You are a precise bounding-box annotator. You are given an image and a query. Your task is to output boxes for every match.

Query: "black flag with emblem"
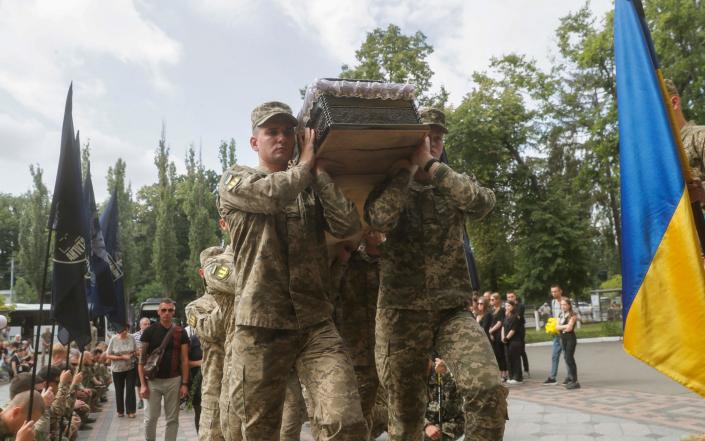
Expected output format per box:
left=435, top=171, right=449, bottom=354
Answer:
left=49, top=85, right=92, bottom=350
left=100, top=188, right=127, bottom=327
left=84, top=161, right=117, bottom=319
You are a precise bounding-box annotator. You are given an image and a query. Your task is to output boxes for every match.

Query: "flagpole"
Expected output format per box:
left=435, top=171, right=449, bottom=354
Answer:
left=27, top=228, right=54, bottom=421
left=46, top=323, right=56, bottom=369
left=78, top=351, right=85, bottom=373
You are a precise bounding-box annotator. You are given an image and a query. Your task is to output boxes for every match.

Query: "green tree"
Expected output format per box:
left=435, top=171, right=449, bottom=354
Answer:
left=448, top=55, right=593, bottom=300
left=554, top=5, right=621, bottom=277
left=645, top=0, right=705, bottom=122
left=180, top=146, right=218, bottom=293
left=17, top=165, right=50, bottom=302
left=12, top=277, right=35, bottom=304
left=340, top=24, right=447, bottom=107
left=0, top=194, right=24, bottom=290
left=151, top=127, right=180, bottom=296
left=107, top=158, right=139, bottom=308
left=218, top=138, right=237, bottom=172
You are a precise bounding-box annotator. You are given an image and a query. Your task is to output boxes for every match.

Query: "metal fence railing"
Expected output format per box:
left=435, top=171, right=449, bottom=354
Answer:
left=525, top=288, right=623, bottom=331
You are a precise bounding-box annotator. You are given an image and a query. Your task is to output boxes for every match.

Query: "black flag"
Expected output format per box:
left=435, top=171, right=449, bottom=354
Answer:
left=100, top=189, right=127, bottom=327
left=84, top=162, right=117, bottom=319
left=49, top=85, right=92, bottom=350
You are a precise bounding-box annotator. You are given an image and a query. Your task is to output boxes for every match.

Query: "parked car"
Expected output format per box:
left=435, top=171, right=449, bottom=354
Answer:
left=577, top=301, right=593, bottom=317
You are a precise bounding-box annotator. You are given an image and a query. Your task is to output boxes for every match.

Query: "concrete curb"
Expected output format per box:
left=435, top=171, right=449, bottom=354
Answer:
left=526, top=336, right=623, bottom=347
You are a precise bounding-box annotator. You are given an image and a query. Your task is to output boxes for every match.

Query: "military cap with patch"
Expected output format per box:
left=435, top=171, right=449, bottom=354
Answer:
left=418, top=107, right=448, bottom=133
left=251, top=101, right=298, bottom=130
left=200, top=246, right=225, bottom=267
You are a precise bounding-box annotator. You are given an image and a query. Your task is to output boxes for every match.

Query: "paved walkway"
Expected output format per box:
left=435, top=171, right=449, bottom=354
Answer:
left=0, top=340, right=693, bottom=440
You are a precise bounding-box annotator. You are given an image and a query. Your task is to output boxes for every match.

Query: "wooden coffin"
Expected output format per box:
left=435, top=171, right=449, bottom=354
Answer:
left=299, top=80, right=429, bottom=250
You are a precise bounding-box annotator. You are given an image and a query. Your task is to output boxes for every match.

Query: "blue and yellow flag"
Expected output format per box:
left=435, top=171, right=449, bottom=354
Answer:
left=615, top=0, right=705, bottom=397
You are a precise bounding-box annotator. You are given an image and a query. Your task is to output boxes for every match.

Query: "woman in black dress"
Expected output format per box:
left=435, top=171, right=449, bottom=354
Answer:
left=556, top=298, right=580, bottom=389
left=502, top=300, right=523, bottom=383
left=488, top=293, right=508, bottom=381
left=475, top=298, right=492, bottom=339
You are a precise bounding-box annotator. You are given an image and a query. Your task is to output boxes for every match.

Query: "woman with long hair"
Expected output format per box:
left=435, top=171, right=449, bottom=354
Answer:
left=475, top=297, right=492, bottom=339
left=501, top=300, right=523, bottom=384
left=488, top=292, right=508, bottom=381
left=556, top=298, right=580, bottom=389
left=106, top=324, right=138, bottom=417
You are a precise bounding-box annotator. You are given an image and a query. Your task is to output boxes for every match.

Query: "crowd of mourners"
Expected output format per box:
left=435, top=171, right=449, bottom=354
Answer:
left=0, top=335, right=116, bottom=441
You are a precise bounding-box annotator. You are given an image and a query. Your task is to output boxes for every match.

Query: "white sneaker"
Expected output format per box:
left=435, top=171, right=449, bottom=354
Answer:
left=507, top=379, right=519, bottom=384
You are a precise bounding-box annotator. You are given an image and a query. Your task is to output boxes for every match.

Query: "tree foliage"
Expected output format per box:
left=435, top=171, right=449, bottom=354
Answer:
left=340, top=24, right=448, bottom=107
left=152, top=127, right=180, bottom=296
left=0, top=194, right=23, bottom=290
left=17, top=165, right=49, bottom=301
left=181, top=146, right=219, bottom=293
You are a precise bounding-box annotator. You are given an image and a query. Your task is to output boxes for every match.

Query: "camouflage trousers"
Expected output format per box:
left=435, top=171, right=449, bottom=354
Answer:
left=303, top=365, right=379, bottom=441
left=354, top=365, right=379, bottom=441
left=375, top=308, right=508, bottom=441
left=280, top=371, right=308, bottom=441
left=198, top=405, right=225, bottom=441
left=221, top=410, right=243, bottom=441
left=231, top=320, right=367, bottom=441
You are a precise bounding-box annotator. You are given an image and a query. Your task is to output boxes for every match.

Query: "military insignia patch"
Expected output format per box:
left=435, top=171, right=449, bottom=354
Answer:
left=224, top=173, right=240, bottom=191
left=187, top=315, right=197, bottom=328
left=208, top=263, right=231, bottom=280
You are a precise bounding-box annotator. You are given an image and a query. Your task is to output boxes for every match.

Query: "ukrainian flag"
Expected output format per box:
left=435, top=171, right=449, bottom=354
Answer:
left=615, top=0, right=705, bottom=397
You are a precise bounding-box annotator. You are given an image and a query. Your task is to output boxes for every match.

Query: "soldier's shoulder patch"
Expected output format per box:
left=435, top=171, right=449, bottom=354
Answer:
left=223, top=172, right=241, bottom=191
left=187, top=314, right=197, bottom=328
left=207, top=262, right=231, bottom=280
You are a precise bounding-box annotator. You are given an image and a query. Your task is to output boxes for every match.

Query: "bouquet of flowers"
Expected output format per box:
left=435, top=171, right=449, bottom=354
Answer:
left=545, top=317, right=560, bottom=335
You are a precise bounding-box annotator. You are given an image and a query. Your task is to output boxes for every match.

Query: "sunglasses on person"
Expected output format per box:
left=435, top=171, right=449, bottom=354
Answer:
left=160, top=308, right=175, bottom=313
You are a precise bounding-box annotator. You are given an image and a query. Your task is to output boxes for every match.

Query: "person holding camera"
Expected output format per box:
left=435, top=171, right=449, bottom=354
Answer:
left=138, top=298, right=190, bottom=441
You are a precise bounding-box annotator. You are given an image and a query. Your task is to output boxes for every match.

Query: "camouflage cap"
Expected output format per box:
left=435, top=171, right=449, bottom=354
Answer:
left=200, top=246, right=225, bottom=267
left=251, top=101, right=298, bottom=130
left=664, top=79, right=679, bottom=97
left=418, top=107, right=448, bottom=133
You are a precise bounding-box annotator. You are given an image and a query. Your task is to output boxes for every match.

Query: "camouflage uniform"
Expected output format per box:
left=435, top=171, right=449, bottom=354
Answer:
left=425, top=371, right=464, bottom=441
left=45, top=376, right=72, bottom=441
left=279, top=371, right=309, bottom=441
left=365, top=108, right=507, bottom=441
left=218, top=101, right=366, bottom=441
left=332, top=248, right=380, bottom=439
left=185, top=246, right=238, bottom=441
left=682, top=121, right=705, bottom=197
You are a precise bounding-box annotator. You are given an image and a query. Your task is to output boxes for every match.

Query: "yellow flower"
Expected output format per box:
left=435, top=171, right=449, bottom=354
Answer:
left=545, top=317, right=560, bottom=335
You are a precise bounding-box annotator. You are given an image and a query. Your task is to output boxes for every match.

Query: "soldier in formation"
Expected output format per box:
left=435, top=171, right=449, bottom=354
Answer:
left=216, top=101, right=366, bottom=439
left=185, top=245, right=238, bottom=441
left=186, top=103, right=501, bottom=440
left=365, top=107, right=507, bottom=440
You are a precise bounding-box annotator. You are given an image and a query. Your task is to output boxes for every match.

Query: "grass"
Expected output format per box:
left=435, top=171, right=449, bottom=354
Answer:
left=525, top=321, right=624, bottom=343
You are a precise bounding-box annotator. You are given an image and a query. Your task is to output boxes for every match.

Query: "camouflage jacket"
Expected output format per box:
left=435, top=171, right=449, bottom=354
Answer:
left=682, top=121, right=705, bottom=183
left=64, top=383, right=80, bottom=419
left=425, top=371, right=464, bottom=441
left=332, top=250, right=379, bottom=367
left=218, top=164, right=360, bottom=329
left=365, top=164, right=495, bottom=310
left=94, top=364, right=110, bottom=385
left=186, top=251, right=237, bottom=412
left=46, top=378, right=71, bottom=441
